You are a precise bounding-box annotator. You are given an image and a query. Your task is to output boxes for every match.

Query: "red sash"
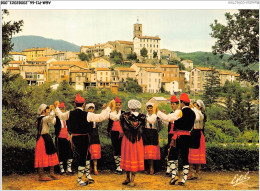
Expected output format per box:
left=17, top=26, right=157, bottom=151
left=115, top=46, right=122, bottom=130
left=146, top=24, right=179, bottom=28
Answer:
left=58, top=121, right=70, bottom=141
left=169, top=122, right=174, bottom=134
left=111, top=121, right=123, bottom=134
left=172, top=130, right=190, bottom=140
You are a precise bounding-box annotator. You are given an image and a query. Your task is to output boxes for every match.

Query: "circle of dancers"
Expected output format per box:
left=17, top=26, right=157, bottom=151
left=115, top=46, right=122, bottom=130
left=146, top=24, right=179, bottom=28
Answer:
left=34, top=92, right=207, bottom=186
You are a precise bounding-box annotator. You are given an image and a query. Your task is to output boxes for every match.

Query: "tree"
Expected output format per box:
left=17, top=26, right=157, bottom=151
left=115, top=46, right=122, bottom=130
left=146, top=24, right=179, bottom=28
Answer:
left=78, top=52, right=89, bottom=61
left=140, top=47, right=148, bottom=58
left=110, top=50, right=123, bottom=65
left=125, top=78, right=142, bottom=93
left=2, top=10, right=24, bottom=66
left=210, top=10, right=259, bottom=85
left=153, top=51, right=157, bottom=59
left=127, top=52, right=137, bottom=60
left=202, top=66, right=221, bottom=107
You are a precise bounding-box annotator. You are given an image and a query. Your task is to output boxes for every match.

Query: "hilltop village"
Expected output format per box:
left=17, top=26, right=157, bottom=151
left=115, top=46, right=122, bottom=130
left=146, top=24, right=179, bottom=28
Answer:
left=3, top=21, right=242, bottom=95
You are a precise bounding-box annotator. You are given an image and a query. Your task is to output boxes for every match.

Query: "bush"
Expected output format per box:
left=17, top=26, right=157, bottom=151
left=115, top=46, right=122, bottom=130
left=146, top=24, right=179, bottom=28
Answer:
left=206, top=105, right=226, bottom=120
left=205, top=143, right=259, bottom=171
left=237, top=130, right=259, bottom=143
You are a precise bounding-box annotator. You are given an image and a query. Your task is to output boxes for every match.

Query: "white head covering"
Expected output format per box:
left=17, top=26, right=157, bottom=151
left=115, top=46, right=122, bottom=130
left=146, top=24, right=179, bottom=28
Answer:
left=37, top=104, right=48, bottom=115
left=145, top=102, right=154, bottom=108
left=85, top=103, right=95, bottom=111
left=128, top=99, right=141, bottom=109
left=196, top=100, right=205, bottom=111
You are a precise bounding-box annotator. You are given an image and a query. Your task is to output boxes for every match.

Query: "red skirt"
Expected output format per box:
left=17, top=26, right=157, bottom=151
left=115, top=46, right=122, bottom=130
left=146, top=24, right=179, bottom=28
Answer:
left=188, top=131, right=206, bottom=164
left=89, top=144, right=101, bottom=159
left=120, top=136, right=144, bottom=172
left=144, top=144, right=160, bottom=160
left=35, top=136, right=59, bottom=168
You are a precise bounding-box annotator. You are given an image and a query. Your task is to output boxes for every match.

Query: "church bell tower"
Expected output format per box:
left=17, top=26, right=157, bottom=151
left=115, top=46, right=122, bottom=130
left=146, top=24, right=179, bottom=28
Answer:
left=133, top=17, right=142, bottom=39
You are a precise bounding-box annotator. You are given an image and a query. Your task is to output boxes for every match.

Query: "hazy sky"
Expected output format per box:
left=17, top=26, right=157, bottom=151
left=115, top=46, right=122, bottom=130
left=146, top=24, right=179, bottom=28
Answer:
left=6, top=9, right=239, bottom=53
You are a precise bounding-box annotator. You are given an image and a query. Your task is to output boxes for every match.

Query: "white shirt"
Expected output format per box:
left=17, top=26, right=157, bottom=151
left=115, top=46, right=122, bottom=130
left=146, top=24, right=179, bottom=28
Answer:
left=192, top=107, right=204, bottom=129
left=146, top=113, right=157, bottom=129
left=109, top=110, right=122, bottom=121
left=157, top=109, right=181, bottom=123
left=88, top=111, right=97, bottom=128
left=131, top=111, right=139, bottom=117
left=40, top=111, right=56, bottom=134
left=55, top=106, right=111, bottom=123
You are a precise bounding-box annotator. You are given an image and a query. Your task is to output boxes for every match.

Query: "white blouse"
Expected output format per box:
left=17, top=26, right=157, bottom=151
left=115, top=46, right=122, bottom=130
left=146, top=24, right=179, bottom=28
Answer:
left=40, top=111, right=56, bottom=134
left=192, top=107, right=204, bottom=130
left=109, top=110, right=122, bottom=121
left=146, top=113, right=157, bottom=129
left=157, top=109, right=182, bottom=124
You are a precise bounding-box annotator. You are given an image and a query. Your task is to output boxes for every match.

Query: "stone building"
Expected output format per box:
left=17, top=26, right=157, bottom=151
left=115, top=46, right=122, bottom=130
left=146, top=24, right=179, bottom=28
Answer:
left=133, top=21, right=161, bottom=60
left=22, top=47, right=57, bottom=61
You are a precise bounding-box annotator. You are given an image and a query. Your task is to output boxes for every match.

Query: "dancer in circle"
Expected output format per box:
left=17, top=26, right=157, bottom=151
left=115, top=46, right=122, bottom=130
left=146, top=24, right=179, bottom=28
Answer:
left=54, top=102, right=73, bottom=175
left=35, top=104, right=59, bottom=181
left=120, top=99, right=146, bottom=187
left=188, top=100, right=207, bottom=180
left=107, top=96, right=124, bottom=174
left=142, top=102, right=161, bottom=175
left=54, top=93, right=110, bottom=186
left=85, top=103, right=101, bottom=175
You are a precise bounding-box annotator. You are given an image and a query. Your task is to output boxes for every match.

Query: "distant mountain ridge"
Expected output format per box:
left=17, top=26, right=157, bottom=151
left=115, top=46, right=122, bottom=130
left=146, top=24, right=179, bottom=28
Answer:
left=11, top=35, right=81, bottom=52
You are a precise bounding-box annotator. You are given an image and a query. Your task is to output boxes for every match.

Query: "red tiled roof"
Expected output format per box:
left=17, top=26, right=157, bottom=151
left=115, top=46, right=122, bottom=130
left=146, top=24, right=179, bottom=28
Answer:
left=7, top=67, right=19, bottom=70
left=145, top=69, right=161, bottom=73
left=95, top=68, right=111, bottom=71
left=159, top=65, right=178, bottom=68
left=50, top=61, right=88, bottom=68
left=117, top=40, right=133, bottom=45
left=9, top=52, right=26, bottom=55
left=138, top=36, right=161, bottom=40
left=196, top=67, right=212, bottom=71
left=49, top=67, right=69, bottom=70
left=9, top=61, right=23, bottom=64
left=115, top=67, right=135, bottom=72
left=70, top=70, right=92, bottom=73
left=133, top=63, right=155, bottom=68
left=34, top=57, right=54, bottom=62
left=22, top=48, right=46, bottom=52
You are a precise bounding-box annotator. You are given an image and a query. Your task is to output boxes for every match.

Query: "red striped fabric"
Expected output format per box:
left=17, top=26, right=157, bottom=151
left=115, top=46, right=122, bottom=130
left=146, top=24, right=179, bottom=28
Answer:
left=89, top=144, right=101, bottom=159
left=120, top=136, right=144, bottom=172
left=35, top=136, right=59, bottom=168
left=144, top=144, right=160, bottom=160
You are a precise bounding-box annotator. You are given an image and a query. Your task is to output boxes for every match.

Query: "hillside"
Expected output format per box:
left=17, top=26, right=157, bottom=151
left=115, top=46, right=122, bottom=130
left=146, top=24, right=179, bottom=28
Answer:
left=11, top=35, right=81, bottom=52
left=176, top=51, right=259, bottom=71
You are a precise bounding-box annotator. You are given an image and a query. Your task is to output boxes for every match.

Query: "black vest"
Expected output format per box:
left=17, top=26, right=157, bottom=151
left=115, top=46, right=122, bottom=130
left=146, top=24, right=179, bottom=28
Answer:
left=174, top=107, right=196, bottom=131
left=68, top=109, right=93, bottom=134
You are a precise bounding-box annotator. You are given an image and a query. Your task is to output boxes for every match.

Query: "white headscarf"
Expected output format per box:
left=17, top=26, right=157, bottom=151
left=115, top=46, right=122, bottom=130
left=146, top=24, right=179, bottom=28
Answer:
left=145, top=102, right=154, bottom=108
left=196, top=100, right=205, bottom=111
left=85, top=103, right=95, bottom=111
left=37, top=104, right=48, bottom=115
left=128, top=99, right=141, bottom=109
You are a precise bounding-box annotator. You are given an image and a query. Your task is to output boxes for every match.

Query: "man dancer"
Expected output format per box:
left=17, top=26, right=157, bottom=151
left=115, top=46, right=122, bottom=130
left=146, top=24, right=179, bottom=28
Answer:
left=54, top=93, right=110, bottom=186
left=157, top=95, right=182, bottom=176
left=156, top=93, right=195, bottom=185
left=54, top=102, right=73, bottom=175
left=107, top=96, right=124, bottom=174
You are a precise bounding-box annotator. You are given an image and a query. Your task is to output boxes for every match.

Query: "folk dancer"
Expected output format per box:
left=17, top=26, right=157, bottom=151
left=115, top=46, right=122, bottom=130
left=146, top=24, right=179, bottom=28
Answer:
left=120, top=99, right=146, bottom=187
left=157, top=95, right=182, bottom=176
left=188, top=100, right=207, bottom=180
left=85, top=103, right=101, bottom=175
left=142, top=102, right=161, bottom=175
left=54, top=93, right=110, bottom=186
left=107, top=96, right=124, bottom=174
left=35, top=104, right=59, bottom=181
left=54, top=102, right=73, bottom=175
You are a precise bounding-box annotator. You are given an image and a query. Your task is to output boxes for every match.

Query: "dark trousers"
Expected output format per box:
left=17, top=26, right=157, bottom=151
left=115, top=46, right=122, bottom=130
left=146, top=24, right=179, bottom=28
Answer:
left=56, top=137, right=72, bottom=162
left=111, top=131, right=122, bottom=156
left=168, top=135, right=190, bottom=165
left=72, top=135, right=89, bottom=166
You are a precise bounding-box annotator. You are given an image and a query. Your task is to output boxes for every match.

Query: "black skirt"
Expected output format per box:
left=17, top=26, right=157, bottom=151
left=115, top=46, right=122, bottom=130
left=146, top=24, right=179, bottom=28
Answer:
left=142, top=129, right=159, bottom=146
left=189, top=129, right=202, bottom=149
left=42, top=134, right=56, bottom=155
left=89, top=128, right=100, bottom=145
